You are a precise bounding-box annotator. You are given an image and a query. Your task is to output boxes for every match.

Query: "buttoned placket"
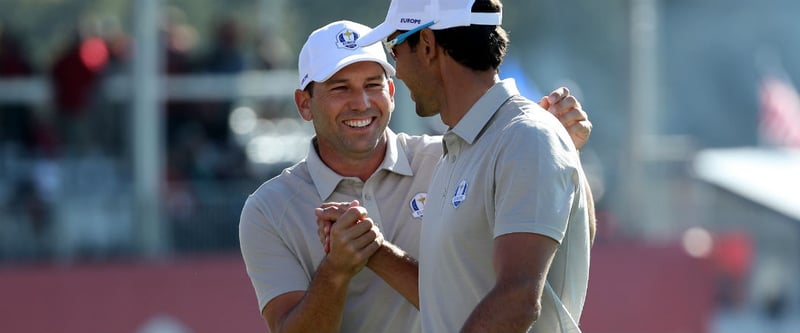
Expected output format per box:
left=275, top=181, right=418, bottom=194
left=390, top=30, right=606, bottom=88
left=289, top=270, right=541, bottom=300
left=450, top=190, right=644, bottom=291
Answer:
left=441, top=133, right=461, bottom=201
left=361, top=176, right=383, bottom=230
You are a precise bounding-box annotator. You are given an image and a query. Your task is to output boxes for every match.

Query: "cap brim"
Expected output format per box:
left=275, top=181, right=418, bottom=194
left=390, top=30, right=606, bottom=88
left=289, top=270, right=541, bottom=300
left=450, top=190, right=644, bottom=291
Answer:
left=311, top=53, right=396, bottom=84
left=355, top=22, right=396, bottom=48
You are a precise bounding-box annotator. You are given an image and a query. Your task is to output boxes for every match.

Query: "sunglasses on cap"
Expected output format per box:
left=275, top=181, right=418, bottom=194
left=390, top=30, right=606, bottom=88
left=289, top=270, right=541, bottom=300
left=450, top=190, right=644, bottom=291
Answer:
left=383, top=20, right=436, bottom=59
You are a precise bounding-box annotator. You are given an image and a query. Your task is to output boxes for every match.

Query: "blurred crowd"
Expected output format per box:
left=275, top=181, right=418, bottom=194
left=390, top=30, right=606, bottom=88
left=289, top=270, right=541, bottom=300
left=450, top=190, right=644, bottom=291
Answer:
left=0, top=7, right=293, bottom=259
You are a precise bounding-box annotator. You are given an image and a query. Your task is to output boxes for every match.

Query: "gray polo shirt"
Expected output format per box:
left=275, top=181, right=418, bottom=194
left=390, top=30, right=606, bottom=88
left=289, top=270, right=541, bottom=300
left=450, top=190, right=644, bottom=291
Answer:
left=419, top=79, right=591, bottom=332
left=239, top=129, right=441, bottom=333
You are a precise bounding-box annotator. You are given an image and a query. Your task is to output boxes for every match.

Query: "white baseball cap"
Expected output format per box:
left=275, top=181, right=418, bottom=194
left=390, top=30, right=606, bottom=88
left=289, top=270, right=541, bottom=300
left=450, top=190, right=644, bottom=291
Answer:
left=298, top=20, right=396, bottom=90
left=356, top=0, right=503, bottom=48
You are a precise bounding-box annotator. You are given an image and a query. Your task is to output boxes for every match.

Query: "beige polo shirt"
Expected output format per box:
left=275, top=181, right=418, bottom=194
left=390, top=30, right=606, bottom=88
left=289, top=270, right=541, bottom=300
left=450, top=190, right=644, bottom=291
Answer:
left=419, top=79, right=591, bottom=332
left=239, top=129, right=441, bottom=333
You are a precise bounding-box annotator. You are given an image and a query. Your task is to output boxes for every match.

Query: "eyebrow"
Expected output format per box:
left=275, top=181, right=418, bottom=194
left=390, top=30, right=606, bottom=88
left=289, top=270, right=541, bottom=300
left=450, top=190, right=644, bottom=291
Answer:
left=366, top=74, right=388, bottom=82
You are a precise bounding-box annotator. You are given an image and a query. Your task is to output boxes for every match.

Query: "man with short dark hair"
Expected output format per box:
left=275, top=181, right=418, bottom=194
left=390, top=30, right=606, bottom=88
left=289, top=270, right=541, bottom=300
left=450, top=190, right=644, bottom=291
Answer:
left=332, top=0, right=595, bottom=331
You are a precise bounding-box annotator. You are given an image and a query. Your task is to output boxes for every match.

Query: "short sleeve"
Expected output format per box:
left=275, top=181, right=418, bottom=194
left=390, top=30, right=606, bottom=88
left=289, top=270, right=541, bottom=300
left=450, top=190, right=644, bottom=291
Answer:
left=239, top=195, right=310, bottom=312
left=492, top=116, right=580, bottom=243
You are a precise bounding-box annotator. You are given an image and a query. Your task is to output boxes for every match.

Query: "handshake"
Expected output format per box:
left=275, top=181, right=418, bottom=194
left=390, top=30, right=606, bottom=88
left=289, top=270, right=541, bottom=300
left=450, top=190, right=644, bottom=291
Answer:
left=315, top=200, right=385, bottom=275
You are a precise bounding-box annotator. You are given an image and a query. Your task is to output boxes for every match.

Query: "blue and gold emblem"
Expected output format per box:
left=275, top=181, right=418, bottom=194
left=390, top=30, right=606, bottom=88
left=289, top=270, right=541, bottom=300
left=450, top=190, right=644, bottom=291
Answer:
left=410, top=192, right=427, bottom=219
left=452, top=180, right=468, bottom=208
left=336, top=28, right=359, bottom=49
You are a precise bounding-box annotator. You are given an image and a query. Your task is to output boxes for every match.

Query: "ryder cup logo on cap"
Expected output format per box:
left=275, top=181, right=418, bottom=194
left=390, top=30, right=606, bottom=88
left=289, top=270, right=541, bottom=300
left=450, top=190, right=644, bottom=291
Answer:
left=357, top=0, right=503, bottom=48
left=298, top=20, right=396, bottom=90
left=336, top=28, right=359, bottom=49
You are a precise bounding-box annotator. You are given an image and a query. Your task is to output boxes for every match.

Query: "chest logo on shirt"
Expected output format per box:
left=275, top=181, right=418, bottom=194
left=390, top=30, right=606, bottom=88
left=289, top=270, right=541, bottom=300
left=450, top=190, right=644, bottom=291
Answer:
left=452, top=179, right=468, bottom=208
left=410, top=192, right=427, bottom=219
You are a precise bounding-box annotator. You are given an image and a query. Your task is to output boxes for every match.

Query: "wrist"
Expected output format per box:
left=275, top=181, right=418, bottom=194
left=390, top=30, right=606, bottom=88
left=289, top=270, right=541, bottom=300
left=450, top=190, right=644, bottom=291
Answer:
left=366, top=243, right=389, bottom=268
left=318, top=256, right=355, bottom=286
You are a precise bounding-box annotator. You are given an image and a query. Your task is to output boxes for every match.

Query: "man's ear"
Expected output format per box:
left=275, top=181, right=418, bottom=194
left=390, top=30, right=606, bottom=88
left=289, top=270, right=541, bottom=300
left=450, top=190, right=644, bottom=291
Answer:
left=418, top=28, right=438, bottom=63
left=294, top=88, right=313, bottom=121
left=388, top=78, right=395, bottom=99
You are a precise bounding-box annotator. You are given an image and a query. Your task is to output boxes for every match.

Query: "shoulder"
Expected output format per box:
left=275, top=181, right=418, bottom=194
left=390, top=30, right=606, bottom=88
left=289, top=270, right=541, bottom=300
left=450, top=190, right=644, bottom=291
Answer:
left=504, top=95, right=557, bottom=126
left=241, top=161, right=314, bottom=227
left=488, top=97, right=579, bottom=163
left=396, top=132, right=443, bottom=157
left=501, top=97, right=571, bottom=141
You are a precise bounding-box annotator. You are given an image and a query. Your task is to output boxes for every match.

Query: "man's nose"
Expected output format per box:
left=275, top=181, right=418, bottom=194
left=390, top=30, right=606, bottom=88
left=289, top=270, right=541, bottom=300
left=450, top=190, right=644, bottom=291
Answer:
left=349, top=89, right=371, bottom=111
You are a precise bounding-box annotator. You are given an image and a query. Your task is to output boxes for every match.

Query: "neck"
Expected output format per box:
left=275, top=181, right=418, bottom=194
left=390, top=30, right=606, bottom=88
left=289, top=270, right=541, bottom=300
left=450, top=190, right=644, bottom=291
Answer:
left=315, top=136, right=387, bottom=182
left=439, top=60, right=499, bottom=127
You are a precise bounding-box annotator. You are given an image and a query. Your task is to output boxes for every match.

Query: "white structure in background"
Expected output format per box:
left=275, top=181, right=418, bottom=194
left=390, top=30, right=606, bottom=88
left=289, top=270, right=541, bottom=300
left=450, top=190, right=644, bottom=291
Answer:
left=694, top=148, right=800, bottom=221
left=694, top=147, right=800, bottom=321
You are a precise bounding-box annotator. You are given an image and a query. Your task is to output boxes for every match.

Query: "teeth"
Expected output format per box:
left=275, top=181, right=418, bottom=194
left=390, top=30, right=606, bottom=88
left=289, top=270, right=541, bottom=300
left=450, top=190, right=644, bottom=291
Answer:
left=344, top=118, right=372, bottom=128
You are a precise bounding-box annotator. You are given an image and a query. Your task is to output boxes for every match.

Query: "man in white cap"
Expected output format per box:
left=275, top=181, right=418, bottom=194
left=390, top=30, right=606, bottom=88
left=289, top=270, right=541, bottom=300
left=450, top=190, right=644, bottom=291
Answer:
left=326, top=0, right=595, bottom=332
left=240, top=18, right=592, bottom=333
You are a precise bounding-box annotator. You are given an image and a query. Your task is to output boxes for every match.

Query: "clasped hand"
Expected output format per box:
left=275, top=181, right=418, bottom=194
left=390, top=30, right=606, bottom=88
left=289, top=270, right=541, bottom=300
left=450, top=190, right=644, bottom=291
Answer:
left=315, top=200, right=384, bottom=275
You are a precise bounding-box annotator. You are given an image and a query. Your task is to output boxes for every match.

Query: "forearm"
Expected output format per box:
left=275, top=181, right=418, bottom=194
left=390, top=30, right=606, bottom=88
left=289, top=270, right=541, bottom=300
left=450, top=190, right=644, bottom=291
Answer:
left=366, top=241, right=420, bottom=308
left=273, top=259, right=351, bottom=333
left=461, top=279, right=541, bottom=333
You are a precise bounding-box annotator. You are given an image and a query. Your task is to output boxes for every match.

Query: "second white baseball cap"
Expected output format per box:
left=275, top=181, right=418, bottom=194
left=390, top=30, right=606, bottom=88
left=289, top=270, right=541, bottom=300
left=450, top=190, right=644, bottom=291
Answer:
left=356, top=0, right=503, bottom=48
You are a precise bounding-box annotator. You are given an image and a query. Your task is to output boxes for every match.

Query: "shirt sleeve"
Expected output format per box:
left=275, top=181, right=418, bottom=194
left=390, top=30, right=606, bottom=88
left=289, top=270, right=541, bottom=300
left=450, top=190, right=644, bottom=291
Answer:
left=239, top=195, right=310, bottom=312
left=491, top=115, right=581, bottom=243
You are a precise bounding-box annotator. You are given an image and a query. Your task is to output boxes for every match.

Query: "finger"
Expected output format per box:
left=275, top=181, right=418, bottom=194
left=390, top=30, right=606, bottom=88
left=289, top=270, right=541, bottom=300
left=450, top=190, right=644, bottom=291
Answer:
left=551, top=95, right=580, bottom=118
left=329, top=214, right=364, bottom=240
left=321, top=200, right=359, bottom=209
left=316, top=205, right=345, bottom=222
left=363, top=219, right=385, bottom=249
left=351, top=224, right=382, bottom=251
left=329, top=214, right=371, bottom=248
left=363, top=242, right=382, bottom=265
left=557, top=107, right=587, bottom=126
left=315, top=211, right=328, bottom=246
left=347, top=216, right=376, bottom=238
left=314, top=207, right=331, bottom=220
left=371, top=223, right=384, bottom=247
left=336, top=218, right=378, bottom=249
left=320, top=201, right=349, bottom=208
left=324, top=235, right=330, bottom=253
left=340, top=206, right=369, bottom=223
left=567, top=120, right=592, bottom=150
left=360, top=238, right=382, bottom=259
left=328, top=225, right=372, bottom=260
left=318, top=222, right=331, bottom=245
left=569, top=120, right=592, bottom=138
left=350, top=230, right=378, bottom=251
left=568, top=121, right=591, bottom=137
left=548, top=87, right=570, bottom=105
left=316, top=212, right=331, bottom=230
left=316, top=213, right=324, bottom=230
left=317, top=220, right=325, bottom=243
left=318, top=201, right=357, bottom=220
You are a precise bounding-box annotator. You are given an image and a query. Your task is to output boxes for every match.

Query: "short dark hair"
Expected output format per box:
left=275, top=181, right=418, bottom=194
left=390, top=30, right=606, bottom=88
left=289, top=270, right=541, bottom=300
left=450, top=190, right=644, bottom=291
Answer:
left=304, top=82, right=315, bottom=97
left=406, top=0, right=508, bottom=71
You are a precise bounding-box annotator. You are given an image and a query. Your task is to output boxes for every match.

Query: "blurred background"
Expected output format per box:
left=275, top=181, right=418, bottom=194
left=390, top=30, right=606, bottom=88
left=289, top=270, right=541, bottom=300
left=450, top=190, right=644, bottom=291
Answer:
left=0, top=0, right=799, bottom=332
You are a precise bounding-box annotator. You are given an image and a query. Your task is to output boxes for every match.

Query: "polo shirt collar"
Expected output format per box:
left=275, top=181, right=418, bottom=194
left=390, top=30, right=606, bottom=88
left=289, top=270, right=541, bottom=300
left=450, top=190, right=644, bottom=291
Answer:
left=306, top=128, right=413, bottom=200
left=450, top=79, right=520, bottom=144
